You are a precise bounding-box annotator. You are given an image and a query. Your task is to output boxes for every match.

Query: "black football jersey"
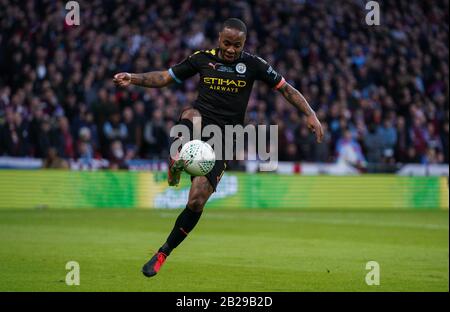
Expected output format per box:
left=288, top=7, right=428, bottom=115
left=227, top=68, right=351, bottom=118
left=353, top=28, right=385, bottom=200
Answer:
left=169, top=48, right=286, bottom=128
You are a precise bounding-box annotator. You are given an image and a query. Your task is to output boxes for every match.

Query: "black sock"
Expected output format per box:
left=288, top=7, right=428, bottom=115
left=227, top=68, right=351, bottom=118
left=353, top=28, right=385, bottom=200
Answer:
left=161, top=205, right=203, bottom=255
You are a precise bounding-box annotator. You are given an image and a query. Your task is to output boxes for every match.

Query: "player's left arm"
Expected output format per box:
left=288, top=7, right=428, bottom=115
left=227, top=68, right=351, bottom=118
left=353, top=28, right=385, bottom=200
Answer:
left=278, top=82, right=324, bottom=143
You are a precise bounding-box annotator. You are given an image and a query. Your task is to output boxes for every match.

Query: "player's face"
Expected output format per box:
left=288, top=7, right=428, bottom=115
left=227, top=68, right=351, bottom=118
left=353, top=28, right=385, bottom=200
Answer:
left=218, top=27, right=246, bottom=62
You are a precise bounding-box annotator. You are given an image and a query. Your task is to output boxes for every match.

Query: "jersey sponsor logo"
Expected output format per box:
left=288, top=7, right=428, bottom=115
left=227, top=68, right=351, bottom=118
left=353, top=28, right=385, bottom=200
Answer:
left=208, top=62, right=235, bottom=73
left=203, top=77, right=247, bottom=93
left=236, top=63, right=246, bottom=74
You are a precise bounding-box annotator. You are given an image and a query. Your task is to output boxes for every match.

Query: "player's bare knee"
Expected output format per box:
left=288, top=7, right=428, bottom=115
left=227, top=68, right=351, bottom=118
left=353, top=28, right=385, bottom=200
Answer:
left=187, top=196, right=206, bottom=213
left=181, top=108, right=201, bottom=121
left=188, top=198, right=205, bottom=212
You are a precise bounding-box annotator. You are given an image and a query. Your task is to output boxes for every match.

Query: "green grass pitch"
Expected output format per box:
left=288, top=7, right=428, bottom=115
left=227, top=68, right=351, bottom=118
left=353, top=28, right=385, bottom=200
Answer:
left=0, top=209, right=448, bottom=292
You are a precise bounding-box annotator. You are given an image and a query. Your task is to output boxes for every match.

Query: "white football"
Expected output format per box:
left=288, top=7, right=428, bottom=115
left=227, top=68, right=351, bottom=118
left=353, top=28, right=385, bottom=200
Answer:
left=179, top=140, right=216, bottom=176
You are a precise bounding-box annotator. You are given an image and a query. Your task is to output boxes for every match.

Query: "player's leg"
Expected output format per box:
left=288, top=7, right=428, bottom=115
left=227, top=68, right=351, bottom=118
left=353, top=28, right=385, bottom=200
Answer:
left=141, top=176, right=213, bottom=277
left=168, top=107, right=202, bottom=186
left=142, top=114, right=226, bottom=277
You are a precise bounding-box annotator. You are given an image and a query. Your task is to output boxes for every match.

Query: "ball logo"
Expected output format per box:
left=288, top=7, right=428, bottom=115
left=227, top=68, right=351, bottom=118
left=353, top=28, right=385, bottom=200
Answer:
left=179, top=140, right=215, bottom=176
left=236, top=63, right=246, bottom=74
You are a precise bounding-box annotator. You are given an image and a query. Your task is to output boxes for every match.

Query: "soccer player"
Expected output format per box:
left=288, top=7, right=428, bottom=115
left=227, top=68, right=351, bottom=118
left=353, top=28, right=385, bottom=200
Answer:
left=113, top=18, right=323, bottom=277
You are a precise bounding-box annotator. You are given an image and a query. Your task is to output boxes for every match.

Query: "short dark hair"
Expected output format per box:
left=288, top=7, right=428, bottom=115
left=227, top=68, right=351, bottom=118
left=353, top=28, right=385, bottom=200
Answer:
left=222, top=18, right=247, bottom=35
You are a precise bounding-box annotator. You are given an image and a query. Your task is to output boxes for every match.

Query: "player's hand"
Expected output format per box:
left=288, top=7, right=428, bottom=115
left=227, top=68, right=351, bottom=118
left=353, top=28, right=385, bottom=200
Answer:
left=307, top=113, right=324, bottom=143
left=113, top=72, right=131, bottom=87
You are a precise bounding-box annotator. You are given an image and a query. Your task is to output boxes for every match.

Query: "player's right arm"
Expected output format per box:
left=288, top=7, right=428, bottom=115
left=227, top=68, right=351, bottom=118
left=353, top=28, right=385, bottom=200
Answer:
left=113, top=71, right=173, bottom=88
left=253, top=55, right=324, bottom=143
left=114, top=52, right=202, bottom=88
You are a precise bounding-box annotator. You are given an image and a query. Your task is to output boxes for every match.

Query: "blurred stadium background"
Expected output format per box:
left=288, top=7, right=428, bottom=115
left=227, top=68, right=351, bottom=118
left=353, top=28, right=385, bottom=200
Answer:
left=0, top=0, right=448, bottom=291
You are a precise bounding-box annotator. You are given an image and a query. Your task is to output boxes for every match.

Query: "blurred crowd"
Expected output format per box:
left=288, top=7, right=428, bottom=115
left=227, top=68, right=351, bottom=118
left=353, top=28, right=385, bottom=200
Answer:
left=0, top=0, right=448, bottom=170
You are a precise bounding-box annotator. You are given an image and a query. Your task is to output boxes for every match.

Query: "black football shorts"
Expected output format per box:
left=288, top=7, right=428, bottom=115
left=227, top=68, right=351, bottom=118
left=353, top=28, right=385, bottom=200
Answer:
left=178, top=107, right=228, bottom=192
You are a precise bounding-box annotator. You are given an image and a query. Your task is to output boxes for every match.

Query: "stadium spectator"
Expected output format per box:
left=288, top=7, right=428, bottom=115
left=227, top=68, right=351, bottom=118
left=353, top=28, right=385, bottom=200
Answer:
left=404, top=146, right=421, bottom=163
left=132, top=101, right=147, bottom=157
left=336, top=129, right=367, bottom=168
left=441, top=121, right=449, bottom=163
left=37, top=117, right=59, bottom=159
left=102, top=112, right=128, bottom=152
left=43, top=146, right=69, bottom=169
left=364, top=124, right=384, bottom=164
left=77, top=127, right=94, bottom=167
left=410, top=117, right=429, bottom=158
left=143, top=109, right=169, bottom=158
left=123, top=106, right=139, bottom=152
left=59, top=116, right=75, bottom=158
left=378, top=118, right=398, bottom=162
left=395, top=116, right=410, bottom=163
left=108, top=140, right=127, bottom=170
left=294, top=125, right=315, bottom=161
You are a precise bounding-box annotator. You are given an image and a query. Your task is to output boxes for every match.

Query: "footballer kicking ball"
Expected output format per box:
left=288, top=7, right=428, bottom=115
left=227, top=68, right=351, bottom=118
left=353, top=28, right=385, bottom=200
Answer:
left=179, top=140, right=216, bottom=176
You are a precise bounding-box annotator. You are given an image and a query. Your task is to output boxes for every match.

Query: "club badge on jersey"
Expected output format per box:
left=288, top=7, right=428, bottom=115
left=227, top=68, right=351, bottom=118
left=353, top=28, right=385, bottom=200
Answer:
left=236, top=63, right=246, bottom=74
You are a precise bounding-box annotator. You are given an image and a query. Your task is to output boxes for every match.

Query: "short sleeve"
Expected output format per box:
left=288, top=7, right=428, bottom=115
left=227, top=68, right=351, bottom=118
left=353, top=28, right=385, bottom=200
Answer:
left=169, top=52, right=202, bottom=83
left=254, top=56, right=286, bottom=90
